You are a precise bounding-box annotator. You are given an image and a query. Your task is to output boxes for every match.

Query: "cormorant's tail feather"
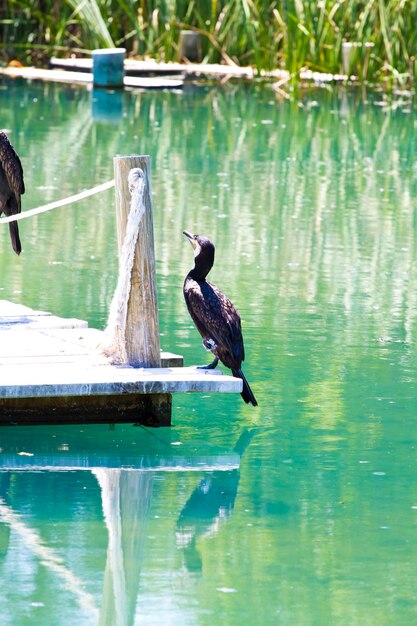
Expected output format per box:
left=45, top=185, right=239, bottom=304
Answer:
left=9, top=221, right=21, bottom=255
left=232, top=369, right=257, bottom=407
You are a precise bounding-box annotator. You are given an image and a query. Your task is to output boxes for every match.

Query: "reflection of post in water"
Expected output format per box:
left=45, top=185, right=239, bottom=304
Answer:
left=94, top=469, right=153, bottom=626
left=176, top=429, right=256, bottom=572
left=91, top=89, right=123, bottom=124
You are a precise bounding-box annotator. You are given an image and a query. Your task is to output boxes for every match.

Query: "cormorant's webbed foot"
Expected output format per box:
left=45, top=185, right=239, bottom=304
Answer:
left=197, top=356, right=219, bottom=370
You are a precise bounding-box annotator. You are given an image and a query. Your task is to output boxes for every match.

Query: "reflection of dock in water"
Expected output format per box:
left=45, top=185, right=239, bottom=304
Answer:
left=0, top=423, right=241, bottom=472
left=0, top=425, right=246, bottom=626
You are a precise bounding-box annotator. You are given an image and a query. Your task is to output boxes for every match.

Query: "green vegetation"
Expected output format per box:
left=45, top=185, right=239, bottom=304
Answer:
left=1, top=0, right=417, bottom=87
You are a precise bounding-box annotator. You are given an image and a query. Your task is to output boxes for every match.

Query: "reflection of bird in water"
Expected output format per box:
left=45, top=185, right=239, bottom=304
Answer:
left=0, top=131, right=24, bottom=255
left=183, top=231, right=257, bottom=406
left=176, top=430, right=256, bottom=572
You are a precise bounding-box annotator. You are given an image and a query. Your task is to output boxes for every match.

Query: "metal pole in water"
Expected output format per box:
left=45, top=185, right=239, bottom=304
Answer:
left=92, top=48, right=126, bottom=88
left=113, top=155, right=161, bottom=368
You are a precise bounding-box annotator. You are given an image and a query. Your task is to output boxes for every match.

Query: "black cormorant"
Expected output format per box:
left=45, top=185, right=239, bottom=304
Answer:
left=0, top=131, right=24, bottom=255
left=183, top=230, right=257, bottom=406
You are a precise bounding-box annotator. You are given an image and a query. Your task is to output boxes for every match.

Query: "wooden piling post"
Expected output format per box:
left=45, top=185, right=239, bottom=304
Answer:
left=178, top=30, right=202, bottom=63
left=113, top=155, right=161, bottom=369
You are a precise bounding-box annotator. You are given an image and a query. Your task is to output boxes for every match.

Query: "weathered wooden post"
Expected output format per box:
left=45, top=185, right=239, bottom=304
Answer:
left=178, top=30, right=202, bottom=63
left=112, top=155, right=161, bottom=369
left=102, top=155, right=170, bottom=424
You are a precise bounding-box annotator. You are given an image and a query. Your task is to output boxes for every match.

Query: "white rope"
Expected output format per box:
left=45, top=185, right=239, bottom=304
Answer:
left=0, top=179, right=115, bottom=224
left=100, top=168, right=145, bottom=364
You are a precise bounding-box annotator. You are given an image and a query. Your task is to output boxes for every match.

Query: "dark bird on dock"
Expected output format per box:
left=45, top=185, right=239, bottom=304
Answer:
left=0, top=131, right=24, bottom=255
left=183, top=230, right=257, bottom=406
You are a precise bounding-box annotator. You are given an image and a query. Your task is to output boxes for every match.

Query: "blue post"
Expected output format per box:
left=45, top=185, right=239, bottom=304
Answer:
left=92, top=48, right=126, bottom=88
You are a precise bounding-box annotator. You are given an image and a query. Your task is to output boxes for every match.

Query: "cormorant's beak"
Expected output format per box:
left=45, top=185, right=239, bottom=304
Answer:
left=183, top=230, right=197, bottom=249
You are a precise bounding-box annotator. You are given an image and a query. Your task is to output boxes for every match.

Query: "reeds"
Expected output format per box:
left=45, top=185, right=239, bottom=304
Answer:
left=1, top=0, right=416, bottom=86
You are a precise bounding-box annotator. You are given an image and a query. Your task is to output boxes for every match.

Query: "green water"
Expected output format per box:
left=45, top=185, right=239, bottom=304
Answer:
left=1, top=78, right=417, bottom=625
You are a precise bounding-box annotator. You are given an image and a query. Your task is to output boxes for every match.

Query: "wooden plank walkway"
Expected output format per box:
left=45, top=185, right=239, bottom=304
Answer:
left=0, top=65, right=184, bottom=89
left=50, top=56, right=255, bottom=79
left=49, top=57, right=349, bottom=83
left=0, top=300, right=242, bottom=425
left=0, top=59, right=349, bottom=89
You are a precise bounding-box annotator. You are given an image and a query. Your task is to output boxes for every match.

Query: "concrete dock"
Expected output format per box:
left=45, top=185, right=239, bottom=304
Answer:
left=0, top=300, right=242, bottom=426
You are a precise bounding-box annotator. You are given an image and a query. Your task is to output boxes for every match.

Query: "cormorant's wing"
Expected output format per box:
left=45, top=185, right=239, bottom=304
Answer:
left=0, top=132, right=25, bottom=213
left=186, top=280, right=245, bottom=363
